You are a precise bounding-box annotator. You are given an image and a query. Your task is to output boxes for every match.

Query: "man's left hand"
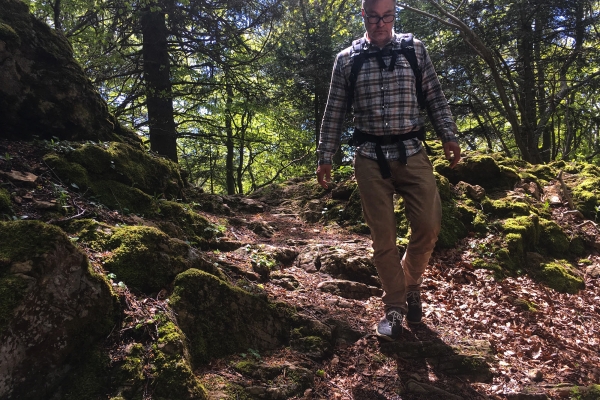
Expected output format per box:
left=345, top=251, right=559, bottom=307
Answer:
left=443, top=142, right=461, bottom=169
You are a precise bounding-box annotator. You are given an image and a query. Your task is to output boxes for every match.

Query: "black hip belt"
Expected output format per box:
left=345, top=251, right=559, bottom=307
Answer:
left=350, top=127, right=430, bottom=178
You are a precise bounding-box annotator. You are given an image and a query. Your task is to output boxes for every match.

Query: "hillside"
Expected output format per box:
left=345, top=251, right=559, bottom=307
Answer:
left=1, top=0, right=599, bottom=398
left=1, top=137, right=599, bottom=400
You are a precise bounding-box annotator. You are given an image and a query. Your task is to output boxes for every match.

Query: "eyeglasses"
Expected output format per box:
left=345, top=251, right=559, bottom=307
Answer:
left=364, top=13, right=395, bottom=24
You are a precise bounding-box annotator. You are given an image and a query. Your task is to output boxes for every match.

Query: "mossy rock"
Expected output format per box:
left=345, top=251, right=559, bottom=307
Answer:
left=571, top=176, right=600, bottom=220
left=43, top=153, right=93, bottom=191
left=0, top=187, right=13, bottom=216
left=502, top=215, right=539, bottom=252
left=43, top=142, right=185, bottom=214
left=68, top=142, right=183, bottom=197
left=169, top=269, right=294, bottom=365
left=534, top=260, right=584, bottom=294
left=537, top=218, right=570, bottom=256
left=481, top=197, right=531, bottom=218
left=151, top=322, right=208, bottom=399
left=528, top=164, right=557, bottom=183
left=157, top=200, right=218, bottom=243
left=57, top=218, right=115, bottom=251
left=101, top=226, right=202, bottom=294
left=435, top=154, right=520, bottom=190
left=93, top=179, right=161, bottom=215
left=435, top=172, right=453, bottom=201
left=438, top=200, right=467, bottom=248
left=340, top=185, right=364, bottom=224
left=0, top=220, right=117, bottom=399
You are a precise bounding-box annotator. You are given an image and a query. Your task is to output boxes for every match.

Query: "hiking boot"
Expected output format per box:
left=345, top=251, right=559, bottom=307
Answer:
left=406, top=291, right=422, bottom=324
left=375, top=309, right=403, bottom=341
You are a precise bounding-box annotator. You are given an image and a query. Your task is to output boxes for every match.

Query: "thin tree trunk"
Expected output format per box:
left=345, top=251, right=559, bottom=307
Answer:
left=141, top=9, right=178, bottom=162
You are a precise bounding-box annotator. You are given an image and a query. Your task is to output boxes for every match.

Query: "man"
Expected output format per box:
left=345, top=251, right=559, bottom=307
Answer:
left=316, top=0, right=461, bottom=341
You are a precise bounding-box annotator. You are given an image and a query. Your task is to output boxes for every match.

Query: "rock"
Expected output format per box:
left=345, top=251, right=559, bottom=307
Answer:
left=0, top=0, right=135, bottom=142
left=169, top=268, right=294, bottom=365
left=0, top=220, right=117, bottom=399
left=248, top=220, right=275, bottom=237
left=0, top=170, right=38, bottom=186
left=317, top=279, right=382, bottom=300
left=543, top=181, right=563, bottom=206
left=32, top=199, right=59, bottom=210
left=271, top=273, right=300, bottom=290
left=586, top=264, right=600, bottom=278
left=320, top=251, right=379, bottom=286
left=457, top=181, right=486, bottom=200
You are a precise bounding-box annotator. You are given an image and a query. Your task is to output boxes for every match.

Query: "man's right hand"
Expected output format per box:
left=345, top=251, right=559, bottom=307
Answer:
left=316, top=164, right=332, bottom=189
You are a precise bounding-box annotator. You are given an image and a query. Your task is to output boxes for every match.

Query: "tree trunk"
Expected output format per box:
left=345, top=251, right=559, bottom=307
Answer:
left=225, top=76, right=236, bottom=195
left=141, top=9, right=178, bottom=162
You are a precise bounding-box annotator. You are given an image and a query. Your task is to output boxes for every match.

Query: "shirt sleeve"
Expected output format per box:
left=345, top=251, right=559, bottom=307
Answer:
left=317, top=52, right=349, bottom=165
left=418, top=40, right=458, bottom=144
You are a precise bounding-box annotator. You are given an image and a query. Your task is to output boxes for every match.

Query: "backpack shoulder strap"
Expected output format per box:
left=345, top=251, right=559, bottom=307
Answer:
left=347, top=37, right=369, bottom=113
left=398, top=34, right=426, bottom=109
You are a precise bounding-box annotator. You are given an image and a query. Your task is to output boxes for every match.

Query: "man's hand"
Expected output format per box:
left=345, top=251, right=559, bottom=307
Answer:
left=443, top=141, right=461, bottom=169
left=316, top=164, right=332, bottom=189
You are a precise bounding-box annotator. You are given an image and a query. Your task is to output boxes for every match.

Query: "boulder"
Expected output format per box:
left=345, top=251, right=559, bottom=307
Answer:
left=0, top=0, right=135, bottom=142
left=0, top=220, right=117, bottom=400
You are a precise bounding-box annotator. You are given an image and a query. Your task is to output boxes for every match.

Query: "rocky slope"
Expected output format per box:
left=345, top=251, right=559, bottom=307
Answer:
left=1, top=1, right=599, bottom=399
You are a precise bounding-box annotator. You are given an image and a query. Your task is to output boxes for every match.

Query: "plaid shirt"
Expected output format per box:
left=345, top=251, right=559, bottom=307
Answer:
left=317, top=33, right=458, bottom=165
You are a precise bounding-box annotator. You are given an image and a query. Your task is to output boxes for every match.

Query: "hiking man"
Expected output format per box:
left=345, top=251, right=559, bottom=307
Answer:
left=316, top=0, right=461, bottom=340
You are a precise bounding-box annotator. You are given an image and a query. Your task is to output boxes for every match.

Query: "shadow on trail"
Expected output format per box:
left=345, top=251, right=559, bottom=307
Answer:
left=374, top=323, right=494, bottom=399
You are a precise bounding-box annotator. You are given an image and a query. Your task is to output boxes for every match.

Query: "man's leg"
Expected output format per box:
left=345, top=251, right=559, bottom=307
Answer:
left=391, top=150, right=442, bottom=323
left=354, top=154, right=407, bottom=314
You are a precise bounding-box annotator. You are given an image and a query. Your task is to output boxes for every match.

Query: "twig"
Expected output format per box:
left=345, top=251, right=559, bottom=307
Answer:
left=557, top=170, right=574, bottom=209
left=575, top=220, right=599, bottom=232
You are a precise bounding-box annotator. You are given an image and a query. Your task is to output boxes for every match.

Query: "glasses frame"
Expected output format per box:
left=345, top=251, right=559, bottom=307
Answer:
left=363, top=13, right=395, bottom=25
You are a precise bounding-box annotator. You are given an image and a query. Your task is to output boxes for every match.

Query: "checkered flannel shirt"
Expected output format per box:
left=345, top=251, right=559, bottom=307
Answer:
left=317, top=33, right=458, bottom=165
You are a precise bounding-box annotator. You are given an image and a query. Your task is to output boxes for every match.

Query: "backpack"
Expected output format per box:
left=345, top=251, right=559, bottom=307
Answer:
left=346, top=33, right=425, bottom=114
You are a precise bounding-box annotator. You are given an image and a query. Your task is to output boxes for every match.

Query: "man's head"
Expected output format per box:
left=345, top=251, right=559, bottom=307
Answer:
left=362, top=0, right=396, bottom=48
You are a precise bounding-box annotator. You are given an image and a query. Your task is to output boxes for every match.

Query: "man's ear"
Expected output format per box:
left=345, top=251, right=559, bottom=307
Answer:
left=361, top=8, right=365, bottom=17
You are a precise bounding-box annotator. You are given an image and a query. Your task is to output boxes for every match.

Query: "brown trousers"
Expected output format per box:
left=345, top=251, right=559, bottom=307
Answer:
left=354, top=150, right=441, bottom=313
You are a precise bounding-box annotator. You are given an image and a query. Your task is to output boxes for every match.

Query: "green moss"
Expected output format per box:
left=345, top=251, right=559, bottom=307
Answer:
left=581, top=384, right=600, bottom=400
left=472, top=211, right=488, bottom=234
left=157, top=200, right=217, bottom=241
left=481, top=198, right=531, bottom=218
left=538, top=218, right=570, bottom=256
left=437, top=200, right=467, bottom=248
left=69, top=142, right=183, bottom=197
left=528, top=164, right=557, bottom=183
left=341, top=186, right=364, bottom=225
left=102, top=226, right=192, bottom=293
left=535, top=260, right=584, bottom=294
left=512, top=298, right=537, bottom=312
left=435, top=172, right=452, bottom=201
left=43, top=153, right=92, bottom=191
left=502, top=215, right=538, bottom=251
left=571, top=177, right=600, bottom=219
left=91, top=180, right=159, bottom=215
left=394, top=197, right=409, bottom=237
left=58, top=219, right=114, bottom=251
left=569, top=235, right=586, bottom=256
left=152, top=322, right=208, bottom=400
left=505, top=233, right=525, bottom=258
left=0, top=220, right=66, bottom=261
left=0, top=188, right=12, bottom=215
left=169, top=269, right=293, bottom=365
